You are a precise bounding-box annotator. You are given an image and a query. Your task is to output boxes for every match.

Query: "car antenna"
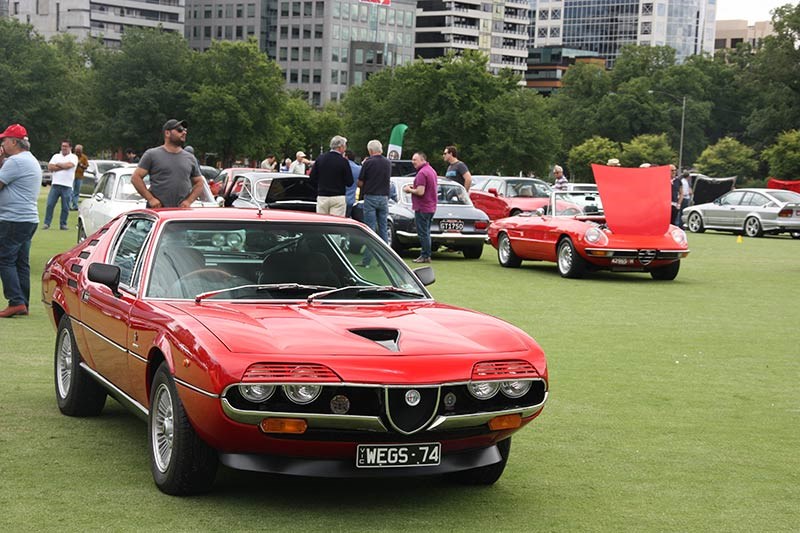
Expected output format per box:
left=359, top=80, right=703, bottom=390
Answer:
left=257, top=206, right=263, bottom=217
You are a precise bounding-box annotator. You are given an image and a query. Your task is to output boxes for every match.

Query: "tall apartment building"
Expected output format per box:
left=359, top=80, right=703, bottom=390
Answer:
left=714, top=19, right=774, bottom=51
left=528, top=0, right=716, bottom=67
left=415, top=0, right=531, bottom=76
left=184, top=0, right=272, bottom=53
left=8, top=0, right=184, bottom=47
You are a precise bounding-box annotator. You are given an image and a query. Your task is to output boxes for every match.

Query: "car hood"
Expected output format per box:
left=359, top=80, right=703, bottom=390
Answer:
left=168, top=301, right=531, bottom=356
left=592, top=164, right=671, bottom=235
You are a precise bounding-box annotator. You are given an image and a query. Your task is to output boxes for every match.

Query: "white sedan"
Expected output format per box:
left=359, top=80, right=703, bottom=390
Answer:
left=77, top=167, right=218, bottom=242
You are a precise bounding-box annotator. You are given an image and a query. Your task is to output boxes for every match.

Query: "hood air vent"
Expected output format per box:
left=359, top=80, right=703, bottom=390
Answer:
left=349, top=329, right=400, bottom=352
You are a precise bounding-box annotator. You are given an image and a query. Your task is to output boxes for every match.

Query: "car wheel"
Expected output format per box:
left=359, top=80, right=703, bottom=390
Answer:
left=450, top=438, right=511, bottom=485
left=77, top=220, right=87, bottom=243
left=54, top=315, right=106, bottom=416
left=149, top=362, right=218, bottom=495
left=497, top=232, right=522, bottom=268
left=462, top=244, right=484, bottom=259
left=744, top=217, right=763, bottom=238
left=557, top=238, right=586, bottom=278
left=650, top=260, right=680, bottom=281
left=687, top=212, right=705, bottom=233
left=389, top=221, right=404, bottom=253
left=791, top=231, right=800, bottom=240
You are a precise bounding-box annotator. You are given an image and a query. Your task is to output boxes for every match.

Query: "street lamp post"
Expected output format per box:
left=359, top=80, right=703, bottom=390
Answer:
left=649, top=90, right=687, bottom=172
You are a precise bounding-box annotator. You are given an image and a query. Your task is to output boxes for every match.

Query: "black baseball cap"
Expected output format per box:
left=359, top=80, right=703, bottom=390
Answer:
left=163, top=119, right=188, bottom=131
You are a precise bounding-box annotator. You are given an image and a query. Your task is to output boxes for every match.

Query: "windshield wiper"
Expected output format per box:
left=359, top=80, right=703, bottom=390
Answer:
left=195, top=283, right=335, bottom=303
left=307, top=285, right=425, bottom=303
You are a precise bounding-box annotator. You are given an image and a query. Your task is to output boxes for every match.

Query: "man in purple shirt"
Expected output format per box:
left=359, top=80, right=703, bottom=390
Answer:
left=403, top=152, right=438, bottom=263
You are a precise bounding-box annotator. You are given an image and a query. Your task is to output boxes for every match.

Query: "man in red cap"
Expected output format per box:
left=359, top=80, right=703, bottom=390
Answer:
left=0, top=124, right=41, bottom=317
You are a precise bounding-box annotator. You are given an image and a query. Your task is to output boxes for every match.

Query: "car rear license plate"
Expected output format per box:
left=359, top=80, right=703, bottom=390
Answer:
left=439, top=219, right=464, bottom=232
left=356, top=443, right=441, bottom=468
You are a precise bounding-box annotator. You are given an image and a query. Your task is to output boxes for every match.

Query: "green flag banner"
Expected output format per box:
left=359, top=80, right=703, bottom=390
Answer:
left=387, top=124, right=408, bottom=160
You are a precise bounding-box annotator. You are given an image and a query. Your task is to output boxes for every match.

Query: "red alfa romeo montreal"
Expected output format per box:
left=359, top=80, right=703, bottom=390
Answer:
left=42, top=208, right=548, bottom=494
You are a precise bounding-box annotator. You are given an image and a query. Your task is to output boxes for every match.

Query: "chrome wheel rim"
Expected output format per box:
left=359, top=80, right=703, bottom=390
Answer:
left=558, top=242, right=573, bottom=273
left=688, top=213, right=701, bottom=232
left=152, top=383, right=175, bottom=473
left=499, top=234, right=512, bottom=264
left=745, top=218, right=759, bottom=237
left=56, top=329, right=73, bottom=399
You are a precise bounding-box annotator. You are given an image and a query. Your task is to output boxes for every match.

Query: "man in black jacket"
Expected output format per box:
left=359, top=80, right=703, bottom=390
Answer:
left=310, top=135, right=353, bottom=217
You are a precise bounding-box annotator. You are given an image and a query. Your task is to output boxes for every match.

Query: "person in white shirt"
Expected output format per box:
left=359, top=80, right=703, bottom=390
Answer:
left=676, top=170, right=692, bottom=228
left=289, top=151, right=309, bottom=174
left=44, top=139, right=78, bottom=230
left=552, top=165, right=568, bottom=190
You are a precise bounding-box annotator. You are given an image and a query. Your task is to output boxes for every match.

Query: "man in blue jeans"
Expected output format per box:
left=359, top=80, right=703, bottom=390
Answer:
left=357, top=140, right=392, bottom=266
left=404, top=152, right=438, bottom=263
left=44, top=139, right=78, bottom=230
left=0, top=124, right=41, bottom=317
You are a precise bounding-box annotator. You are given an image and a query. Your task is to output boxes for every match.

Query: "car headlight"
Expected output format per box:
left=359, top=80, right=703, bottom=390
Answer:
left=670, top=227, right=687, bottom=246
left=238, top=384, right=275, bottom=402
left=284, top=383, right=322, bottom=404
left=584, top=226, right=609, bottom=246
left=468, top=381, right=500, bottom=400
left=500, top=380, right=532, bottom=398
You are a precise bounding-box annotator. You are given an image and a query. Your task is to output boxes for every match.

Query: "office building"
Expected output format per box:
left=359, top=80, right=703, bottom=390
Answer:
left=415, top=0, right=531, bottom=76
left=714, top=19, right=774, bottom=51
left=185, top=0, right=272, bottom=53
left=529, top=0, right=717, bottom=67
left=525, top=45, right=604, bottom=94
left=7, top=0, right=184, bottom=47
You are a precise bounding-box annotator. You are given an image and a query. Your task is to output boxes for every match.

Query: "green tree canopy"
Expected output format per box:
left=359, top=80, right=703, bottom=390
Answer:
left=567, top=136, right=621, bottom=182
left=762, top=130, right=800, bottom=179
left=620, top=133, right=676, bottom=168
left=694, top=137, right=757, bottom=178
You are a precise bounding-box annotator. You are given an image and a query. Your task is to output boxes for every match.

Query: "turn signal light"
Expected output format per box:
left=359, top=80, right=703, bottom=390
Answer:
left=260, top=417, right=308, bottom=434
left=778, top=208, right=792, bottom=218
left=488, top=414, right=522, bottom=431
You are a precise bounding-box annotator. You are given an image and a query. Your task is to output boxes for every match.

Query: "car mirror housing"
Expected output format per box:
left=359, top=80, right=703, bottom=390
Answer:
left=488, top=188, right=498, bottom=196
left=93, top=193, right=104, bottom=202
left=534, top=208, right=545, bottom=217
left=413, top=266, right=435, bottom=286
left=87, top=263, right=121, bottom=297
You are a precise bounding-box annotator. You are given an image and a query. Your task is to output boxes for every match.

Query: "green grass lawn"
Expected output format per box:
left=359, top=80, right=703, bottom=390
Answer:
left=1, top=189, right=798, bottom=531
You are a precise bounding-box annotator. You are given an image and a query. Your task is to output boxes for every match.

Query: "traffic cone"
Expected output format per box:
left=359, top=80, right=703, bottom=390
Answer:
left=736, top=235, right=743, bottom=244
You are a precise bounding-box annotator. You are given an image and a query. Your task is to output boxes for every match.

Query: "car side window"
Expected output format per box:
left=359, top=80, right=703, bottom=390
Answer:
left=94, top=173, right=111, bottom=197
left=486, top=179, right=503, bottom=193
left=747, top=193, right=769, bottom=207
left=110, top=217, right=155, bottom=291
left=721, top=191, right=745, bottom=206
left=102, top=174, right=117, bottom=198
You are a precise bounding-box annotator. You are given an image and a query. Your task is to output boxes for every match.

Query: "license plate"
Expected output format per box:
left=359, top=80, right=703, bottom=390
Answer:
left=439, top=219, right=464, bottom=232
left=611, top=258, right=631, bottom=265
left=356, top=443, right=441, bottom=468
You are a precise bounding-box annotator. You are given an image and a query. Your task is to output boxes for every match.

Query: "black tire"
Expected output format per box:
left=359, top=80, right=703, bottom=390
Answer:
left=791, top=231, right=800, bottom=240
left=149, top=362, right=218, bottom=495
left=497, top=232, right=522, bottom=268
left=744, top=217, right=763, bottom=238
left=686, top=212, right=705, bottom=233
left=77, top=220, right=87, bottom=243
left=54, top=315, right=106, bottom=416
left=462, top=244, right=484, bottom=259
left=450, top=438, right=511, bottom=485
left=389, top=221, right=404, bottom=253
left=650, top=260, right=680, bottom=281
left=557, top=238, right=587, bottom=278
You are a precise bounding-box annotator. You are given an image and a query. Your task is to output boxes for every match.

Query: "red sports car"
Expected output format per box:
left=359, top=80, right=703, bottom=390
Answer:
left=488, top=165, right=690, bottom=280
left=43, top=208, right=548, bottom=494
left=469, top=177, right=553, bottom=220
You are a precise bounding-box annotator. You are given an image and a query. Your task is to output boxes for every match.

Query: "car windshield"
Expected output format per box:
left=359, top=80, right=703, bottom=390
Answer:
left=505, top=179, right=550, bottom=198
left=97, top=161, right=124, bottom=174
left=396, top=178, right=472, bottom=206
left=768, top=190, right=800, bottom=203
left=145, top=220, right=428, bottom=301
left=552, top=191, right=603, bottom=216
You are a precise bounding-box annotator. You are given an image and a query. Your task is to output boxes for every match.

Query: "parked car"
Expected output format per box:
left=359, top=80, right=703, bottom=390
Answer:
left=469, top=177, right=553, bottom=220
left=488, top=186, right=690, bottom=280
left=390, top=159, right=416, bottom=176
left=43, top=207, right=549, bottom=494
left=690, top=174, right=735, bottom=205
left=221, top=171, right=316, bottom=211
left=682, top=188, right=800, bottom=238
left=353, top=176, right=490, bottom=259
left=81, top=160, right=133, bottom=196
left=565, top=183, right=603, bottom=213
left=40, top=161, right=53, bottom=186
left=77, top=167, right=217, bottom=242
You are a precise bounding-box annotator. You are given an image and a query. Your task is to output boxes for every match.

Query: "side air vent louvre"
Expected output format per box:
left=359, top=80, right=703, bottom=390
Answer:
left=349, top=329, right=400, bottom=352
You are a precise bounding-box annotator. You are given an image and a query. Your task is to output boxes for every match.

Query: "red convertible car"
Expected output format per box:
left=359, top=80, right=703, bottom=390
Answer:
left=43, top=208, right=548, bottom=494
left=488, top=165, right=690, bottom=280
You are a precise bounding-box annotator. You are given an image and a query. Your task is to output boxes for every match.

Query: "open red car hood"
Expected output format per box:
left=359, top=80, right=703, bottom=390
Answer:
left=170, top=301, right=531, bottom=356
left=591, top=164, right=671, bottom=235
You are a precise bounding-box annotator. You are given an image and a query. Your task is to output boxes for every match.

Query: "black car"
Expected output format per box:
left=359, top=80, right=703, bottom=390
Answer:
left=353, top=177, right=490, bottom=259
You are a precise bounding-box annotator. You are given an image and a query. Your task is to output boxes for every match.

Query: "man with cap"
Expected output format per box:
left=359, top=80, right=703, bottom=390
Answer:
left=607, top=158, right=621, bottom=167
left=0, top=124, right=41, bottom=317
left=131, top=119, right=204, bottom=208
left=289, top=151, right=309, bottom=175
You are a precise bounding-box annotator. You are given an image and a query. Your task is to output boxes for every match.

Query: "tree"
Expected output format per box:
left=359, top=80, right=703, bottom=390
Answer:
left=620, top=134, right=675, bottom=167
left=567, top=136, right=621, bottom=182
left=762, top=130, right=800, bottom=180
left=611, top=45, right=676, bottom=85
left=694, top=137, right=758, bottom=178
left=548, top=62, right=612, bottom=150
left=188, top=39, right=286, bottom=166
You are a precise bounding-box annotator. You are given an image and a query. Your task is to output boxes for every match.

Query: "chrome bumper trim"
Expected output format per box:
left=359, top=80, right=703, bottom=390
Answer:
left=221, top=398, right=390, bottom=431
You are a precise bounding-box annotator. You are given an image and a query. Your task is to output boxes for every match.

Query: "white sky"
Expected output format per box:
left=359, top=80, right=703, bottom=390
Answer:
left=715, top=0, right=797, bottom=23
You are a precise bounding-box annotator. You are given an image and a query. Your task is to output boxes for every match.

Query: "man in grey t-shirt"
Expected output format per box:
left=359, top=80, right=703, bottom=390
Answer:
left=131, top=119, right=204, bottom=208
left=443, top=145, right=472, bottom=190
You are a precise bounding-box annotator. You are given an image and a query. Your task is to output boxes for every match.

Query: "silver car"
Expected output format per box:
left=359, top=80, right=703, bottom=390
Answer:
left=682, top=188, right=800, bottom=238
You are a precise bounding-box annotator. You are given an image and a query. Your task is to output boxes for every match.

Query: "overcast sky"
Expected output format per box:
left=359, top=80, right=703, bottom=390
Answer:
left=715, top=0, right=796, bottom=23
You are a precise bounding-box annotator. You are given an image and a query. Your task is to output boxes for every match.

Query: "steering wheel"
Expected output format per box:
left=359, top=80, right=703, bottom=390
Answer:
left=182, top=268, right=234, bottom=283
left=560, top=207, right=581, bottom=216
left=170, top=268, right=235, bottom=298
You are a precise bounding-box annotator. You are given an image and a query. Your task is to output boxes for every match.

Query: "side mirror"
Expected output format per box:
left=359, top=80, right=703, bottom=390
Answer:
left=413, top=265, right=435, bottom=286
left=87, top=263, right=121, bottom=297
left=93, top=192, right=104, bottom=202
left=488, top=187, right=498, bottom=197
left=535, top=208, right=545, bottom=217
